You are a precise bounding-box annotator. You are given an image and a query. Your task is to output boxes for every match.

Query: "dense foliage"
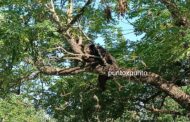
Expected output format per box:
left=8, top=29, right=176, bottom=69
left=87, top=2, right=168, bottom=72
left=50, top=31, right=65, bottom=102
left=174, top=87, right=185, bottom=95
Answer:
left=1, top=0, right=190, bottom=121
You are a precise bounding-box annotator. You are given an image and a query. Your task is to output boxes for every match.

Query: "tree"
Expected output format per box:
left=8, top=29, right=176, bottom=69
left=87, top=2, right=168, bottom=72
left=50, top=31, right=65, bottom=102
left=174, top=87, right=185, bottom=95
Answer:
left=0, top=94, right=56, bottom=122
left=1, top=0, right=190, bottom=121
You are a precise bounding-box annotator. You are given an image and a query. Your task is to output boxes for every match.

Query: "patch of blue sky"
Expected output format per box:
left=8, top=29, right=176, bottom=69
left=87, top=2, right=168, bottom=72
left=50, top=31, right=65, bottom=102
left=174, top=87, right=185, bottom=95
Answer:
left=95, top=19, right=144, bottom=46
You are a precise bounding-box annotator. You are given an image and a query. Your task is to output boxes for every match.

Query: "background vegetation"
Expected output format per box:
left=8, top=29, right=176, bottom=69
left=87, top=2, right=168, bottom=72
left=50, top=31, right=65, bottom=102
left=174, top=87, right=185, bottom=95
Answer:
left=1, top=0, right=190, bottom=121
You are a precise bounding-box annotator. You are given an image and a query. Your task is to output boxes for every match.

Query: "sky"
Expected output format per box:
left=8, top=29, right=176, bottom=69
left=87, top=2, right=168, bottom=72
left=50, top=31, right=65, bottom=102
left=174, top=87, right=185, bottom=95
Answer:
left=95, top=19, right=144, bottom=45
left=92, top=0, right=144, bottom=45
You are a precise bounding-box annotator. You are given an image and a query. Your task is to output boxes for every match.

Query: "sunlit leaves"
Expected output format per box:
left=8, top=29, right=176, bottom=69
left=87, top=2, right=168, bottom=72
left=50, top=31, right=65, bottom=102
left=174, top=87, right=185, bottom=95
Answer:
left=0, top=94, right=56, bottom=122
left=1, top=0, right=190, bottom=121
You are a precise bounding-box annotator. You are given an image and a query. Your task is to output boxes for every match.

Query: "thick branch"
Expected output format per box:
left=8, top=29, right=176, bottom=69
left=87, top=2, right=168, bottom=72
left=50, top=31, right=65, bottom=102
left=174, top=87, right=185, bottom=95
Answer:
left=38, top=66, right=86, bottom=75
left=36, top=61, right=190, bottom=111
left=93, top=65, right=190, bottom=110
left=64, top=30, right=84, bottom=54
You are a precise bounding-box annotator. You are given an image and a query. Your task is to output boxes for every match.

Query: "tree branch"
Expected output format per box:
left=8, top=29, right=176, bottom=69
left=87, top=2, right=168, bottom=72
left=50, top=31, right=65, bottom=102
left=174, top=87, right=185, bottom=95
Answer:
left=55, top=46, right=100, bottom=59
left=45, top=0, right=62, bottom=27
left=160, top=0, right=189, bottom=27
left=16, top=71, right=40, bottom=83
left=145, top=105, right=182, bottom=115
left=45, top=0, right=85, bottom=54
left=38, top=66, right=86, bottom=75
left=65, top=0, right=93, bottom=31
left=36, top=58, right=190, bottom=110
left=92, top=65, right=190, bottom=110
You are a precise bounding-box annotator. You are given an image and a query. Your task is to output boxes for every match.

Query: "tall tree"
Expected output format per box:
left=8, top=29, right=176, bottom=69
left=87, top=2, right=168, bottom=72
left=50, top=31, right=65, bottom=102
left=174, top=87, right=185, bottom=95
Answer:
left=1, top=0, right=190, bottom=121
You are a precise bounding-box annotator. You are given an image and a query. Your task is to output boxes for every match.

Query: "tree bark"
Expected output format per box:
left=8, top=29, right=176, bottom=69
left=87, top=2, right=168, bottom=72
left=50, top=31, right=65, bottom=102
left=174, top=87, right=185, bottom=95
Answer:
left=93, top=65, right=190, bottom=110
